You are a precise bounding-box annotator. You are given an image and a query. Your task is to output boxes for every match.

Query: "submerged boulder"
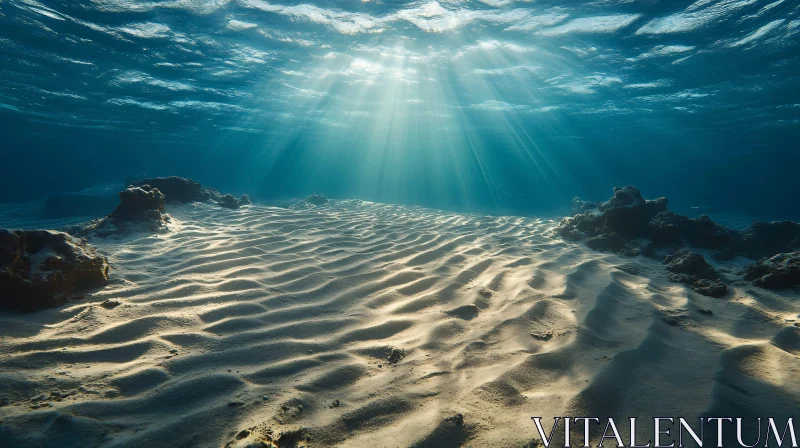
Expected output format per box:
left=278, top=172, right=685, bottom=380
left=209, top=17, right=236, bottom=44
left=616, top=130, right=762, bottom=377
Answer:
left=744, top=252, right=800, bottom=290
left=586, top=233, right=627, bottom=253
left=305, top=193, right=328, bottom=206
left=562, top=186, right=799, bottom=261
left=198, top=188, right=251, bottom=209
left=735, top=221, right=800, bottom=260
left=648, top=212, right=732, bottom=250
left=562, top=186, right=799, bottom=294
left=664, top=249, right=727, bottom=297
left=600, top=186, right=668, bottom=238
left=217, top=194, right=240, bottom=210
left=199, top=187, right=221, bottom=202
left=133, top=176, right=202, bottom=204
left=110, top=186, right=165, bottom=223
left=129, top=176, right=253, bottom=211
left=71, top=186, right=169, bottom=237
left=557, top=186, right=667, bottom=242
left=0, top=229, right=109, bottom=311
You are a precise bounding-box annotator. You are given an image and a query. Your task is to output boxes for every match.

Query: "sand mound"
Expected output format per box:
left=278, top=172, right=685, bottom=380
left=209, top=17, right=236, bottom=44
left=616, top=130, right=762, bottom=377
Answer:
left=0, top=201, right=798, bottom=447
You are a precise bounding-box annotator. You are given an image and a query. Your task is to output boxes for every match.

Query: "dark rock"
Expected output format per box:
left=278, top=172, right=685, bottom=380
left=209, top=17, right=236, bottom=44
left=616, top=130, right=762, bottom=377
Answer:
left=664, top=249, right=717, bottom=279
left=239, top=194, right=252, bottom=206
left=42, top=194, right=118, bottom=219
left=690, top=279, right=728, bottom=298
left=648, top=211, right=686, bottom=247
left=684, top=215, right=733, bottom=250
left=640, top=242, right=657, bottom=258
left=305, top=193, right=328, bottom=205
left=744, top=252, right=800, bottom=290
left=133, top=176, right=202, bottom=204
left=560, top=187, right=774, bottom=259
left=557, top=186, right=667, bottom=245
left=199, top=187, right=222, bottom=202
left=647, top=211, right=733, bottom=250
left=736, top=221, right=800, bottom=259
left=67, top=186, right=169, bottom=237
left=664, top=250, right=726, bottom=297
left=110, top=186, right=165, bottom=223
left=217, top=194, right=240, bottom=210
left=0, top=229, right=109, bottom=311
left=586, top=233, right=627, bottom=253
left=601, top=186, right=668, bottom=238
left=387, top=348, right=405, bottom=365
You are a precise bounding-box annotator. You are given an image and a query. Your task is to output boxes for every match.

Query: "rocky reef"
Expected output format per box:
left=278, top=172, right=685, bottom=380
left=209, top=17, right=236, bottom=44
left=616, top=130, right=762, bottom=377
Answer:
left=110, top=186, right=166, bottom=223
left=559, top=186, right=800, bottom=292
left=64, top=178, right=254, bottom=237
left=133, top=176, right=202, bottom=204
left=216, top=194, right=252, bottom=210
left=304, top=193, right=329, bottom=206
left=0, top=229, right=109, bottom=311
left=558, top=186, right=667, bottom=253
left=72, top=185, right=170, bottom=237
left=133, top=176, right=252, bottom=209
left=744, top=252, right=800, bottom=290
left=664, top=249, right=727, bottom=298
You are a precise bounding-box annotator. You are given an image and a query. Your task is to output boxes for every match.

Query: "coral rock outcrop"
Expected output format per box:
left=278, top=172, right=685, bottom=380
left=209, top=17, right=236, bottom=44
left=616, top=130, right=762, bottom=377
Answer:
left=0, top=229, right=109, bottom=311
left=133, top=176, right=202, bottom=204
left=664, top=249, right=727, bottom=298
left=744, top=252, right=800, bottom=290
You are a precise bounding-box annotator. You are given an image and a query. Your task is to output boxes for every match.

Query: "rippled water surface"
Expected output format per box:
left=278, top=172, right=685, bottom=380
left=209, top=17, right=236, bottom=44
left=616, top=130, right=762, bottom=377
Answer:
left=1, top=0, right=798, bottom=215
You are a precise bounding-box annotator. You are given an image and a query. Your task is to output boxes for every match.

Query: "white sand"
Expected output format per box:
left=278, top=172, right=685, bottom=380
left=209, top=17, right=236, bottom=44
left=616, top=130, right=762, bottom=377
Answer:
left=1, top=201, right=798, bottom=447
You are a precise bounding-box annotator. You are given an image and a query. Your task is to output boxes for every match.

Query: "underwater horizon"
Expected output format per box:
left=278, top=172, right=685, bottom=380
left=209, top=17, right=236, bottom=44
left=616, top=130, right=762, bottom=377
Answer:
left=1, top=0, right=799, bottom=219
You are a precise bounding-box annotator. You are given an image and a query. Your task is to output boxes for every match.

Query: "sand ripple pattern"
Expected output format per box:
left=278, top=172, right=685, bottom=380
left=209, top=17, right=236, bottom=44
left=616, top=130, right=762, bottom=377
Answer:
left=1, top=201, right=798, bottom=447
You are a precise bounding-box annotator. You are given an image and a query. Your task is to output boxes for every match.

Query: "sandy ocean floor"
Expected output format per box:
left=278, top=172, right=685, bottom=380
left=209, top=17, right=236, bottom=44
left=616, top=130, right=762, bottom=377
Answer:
left=1, top=201, right=799, bottom=447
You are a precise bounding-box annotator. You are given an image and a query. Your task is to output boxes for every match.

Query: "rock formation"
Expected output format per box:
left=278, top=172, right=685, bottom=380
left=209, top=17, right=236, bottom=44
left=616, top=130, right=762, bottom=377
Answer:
left=71, top=185, right=169, bottom=237
left=110, top=186, right=166, bottom=223
left=558, top=186, right=667, bottom=242
left=561, top=187, right=800, bottom=259
left=664, top=249, right=727, bottom=297
left=217, top=194, right=240, bottom=210
left=734, top=221, right=800, bottom=260
left=200, top=187, right=221, bottom=202
left=744, top=252, right=800, bottom=290
left=0, top=229, right=109, bottom=311
left=305, top=193, right=329, bottom=206
left=133, top=176, right=202, bottom=204
left=560, top=186, right=800, bottom=292
left=131, top=176, right=253, bottom=209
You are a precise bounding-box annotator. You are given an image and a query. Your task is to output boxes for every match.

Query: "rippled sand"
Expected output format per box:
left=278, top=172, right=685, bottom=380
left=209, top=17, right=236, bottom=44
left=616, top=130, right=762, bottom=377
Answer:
left=1, top=201, right=798, bottom=447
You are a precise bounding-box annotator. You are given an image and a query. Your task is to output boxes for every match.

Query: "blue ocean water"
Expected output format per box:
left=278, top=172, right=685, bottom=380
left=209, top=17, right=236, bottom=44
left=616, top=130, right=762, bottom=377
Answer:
left=0, top=0, right=798, bottom=219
